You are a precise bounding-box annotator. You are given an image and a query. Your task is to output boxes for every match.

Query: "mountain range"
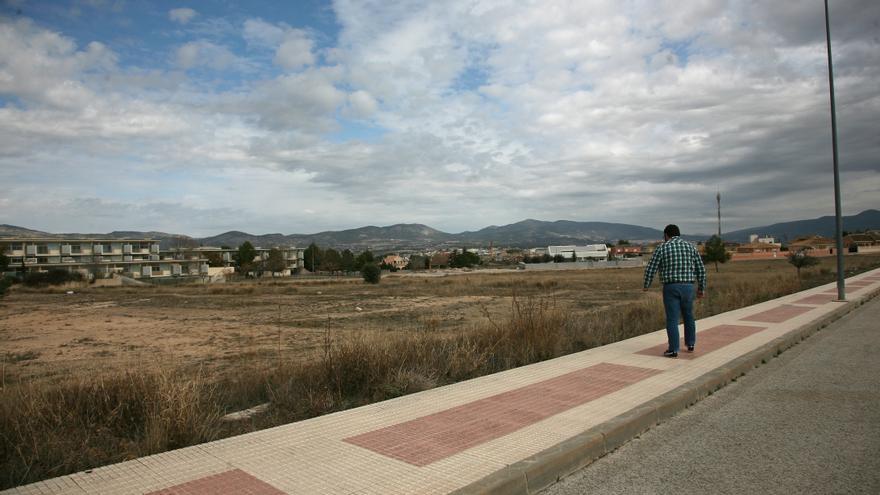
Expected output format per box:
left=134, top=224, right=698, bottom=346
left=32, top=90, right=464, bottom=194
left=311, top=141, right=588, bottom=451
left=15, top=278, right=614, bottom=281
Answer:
left=1, top=209, right=878, bottom=251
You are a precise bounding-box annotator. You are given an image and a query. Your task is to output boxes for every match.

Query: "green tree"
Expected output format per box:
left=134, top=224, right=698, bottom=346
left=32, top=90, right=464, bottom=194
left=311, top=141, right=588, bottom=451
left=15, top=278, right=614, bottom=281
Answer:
left=204, top=251, right=225, bottom=267
left=361, top=262, right=381, bottom=284
left=0, top=246, right=10, bottom=298
left=0, top=246, right=8, bottom=272
left=617, top=239, right=630, bottom=245
left=552, top=254, right=565, bottom=263
left=571, top=250, right=577, bottom=262
left=354, top=250, right=374, bottom=271
left=303, top=243, right=323, bottom=272
left=264, top=248, right=287, bottom=274
left=236, top=241, right=257, bottom=275
left=321, top=248, right=342, bottom=272
left=407, top=255, right=428, bottom=270
left=703, top=235, right=731, bottom=272
left=449, top=250, right=481, bottom=268
left=788, top=250, right=820, bottom=281
left=341, top=249, right=356, bottom=272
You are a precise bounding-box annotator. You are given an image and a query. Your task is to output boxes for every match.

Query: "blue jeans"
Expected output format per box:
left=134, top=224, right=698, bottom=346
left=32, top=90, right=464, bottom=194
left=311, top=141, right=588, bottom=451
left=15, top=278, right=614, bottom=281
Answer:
left=662, top=283, right=696, bottom=353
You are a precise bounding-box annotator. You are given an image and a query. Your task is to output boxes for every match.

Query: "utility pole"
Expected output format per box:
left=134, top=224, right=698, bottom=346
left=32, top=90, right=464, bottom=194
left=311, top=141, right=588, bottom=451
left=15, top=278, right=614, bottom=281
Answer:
left=716, top=190, right=722, bottom=238
left=824, top=0, right=845, bottom=301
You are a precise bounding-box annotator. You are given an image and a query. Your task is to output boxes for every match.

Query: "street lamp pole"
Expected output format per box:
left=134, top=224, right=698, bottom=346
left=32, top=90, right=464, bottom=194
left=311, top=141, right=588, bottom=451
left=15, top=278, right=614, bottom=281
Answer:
left=824, top=0, right=845, bottom=301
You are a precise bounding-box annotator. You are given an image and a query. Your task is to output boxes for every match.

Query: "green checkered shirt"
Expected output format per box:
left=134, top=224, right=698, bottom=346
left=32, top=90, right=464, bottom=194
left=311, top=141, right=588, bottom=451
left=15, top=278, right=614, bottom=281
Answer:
left=643, top=236, right=707, bottom=290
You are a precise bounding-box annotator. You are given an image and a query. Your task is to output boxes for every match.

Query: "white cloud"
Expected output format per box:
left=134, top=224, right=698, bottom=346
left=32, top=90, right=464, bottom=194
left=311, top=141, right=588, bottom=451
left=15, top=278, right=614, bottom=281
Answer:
left=346, top=90, right=378, bottom=118
left=243, top=18, right=286, bottom=48
left=0, top=19, right=117, bottom=106
left=274, top=31, right=315, bottom=70
left=169, top=7, right=197, bottom=25
left=242, top=19, right=315, bottom=71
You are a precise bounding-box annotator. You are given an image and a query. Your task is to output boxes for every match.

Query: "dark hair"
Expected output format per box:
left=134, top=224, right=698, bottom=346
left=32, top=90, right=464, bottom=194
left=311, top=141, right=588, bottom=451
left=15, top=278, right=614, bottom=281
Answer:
left=663, top=224, right=681, bottom=237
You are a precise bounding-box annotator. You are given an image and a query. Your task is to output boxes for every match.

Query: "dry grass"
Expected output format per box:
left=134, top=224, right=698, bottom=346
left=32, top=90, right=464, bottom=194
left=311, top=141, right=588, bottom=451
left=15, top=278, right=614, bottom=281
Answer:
left=1, top=254, right=879, bottom=489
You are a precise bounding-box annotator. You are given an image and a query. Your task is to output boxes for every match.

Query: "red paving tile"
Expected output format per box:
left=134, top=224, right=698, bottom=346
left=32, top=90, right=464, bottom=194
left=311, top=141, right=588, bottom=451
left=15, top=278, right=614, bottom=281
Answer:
left=343, top=363, right=661, bottom=466
left=739, top=304, right=814, bottom=323
left=793, top=294, right=836, bottom=305
left=636, top=324, right=767, bottom=360
left=145, top=469, right=285, bottom=495
left=824, top=285, right=867, bottom=294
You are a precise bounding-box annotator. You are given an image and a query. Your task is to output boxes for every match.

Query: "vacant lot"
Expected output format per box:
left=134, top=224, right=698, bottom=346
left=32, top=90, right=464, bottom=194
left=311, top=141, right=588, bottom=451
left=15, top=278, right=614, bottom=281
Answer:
left=1, top=255, right=876, bottom=387
left=1, top=266, right=644, bottom=384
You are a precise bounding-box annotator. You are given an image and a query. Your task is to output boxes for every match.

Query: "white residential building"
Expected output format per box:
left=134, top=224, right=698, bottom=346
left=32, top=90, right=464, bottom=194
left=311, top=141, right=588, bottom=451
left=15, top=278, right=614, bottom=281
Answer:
left=547, top=244, right=609, bottom=261
left=748, top=234, right=777, bottom=244
left=0, top=238, right=208, bottom=279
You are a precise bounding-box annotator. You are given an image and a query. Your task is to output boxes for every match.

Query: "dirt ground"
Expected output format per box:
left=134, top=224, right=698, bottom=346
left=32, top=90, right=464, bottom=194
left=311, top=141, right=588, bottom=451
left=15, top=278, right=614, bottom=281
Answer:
left=0, top=267, right=648, bottom=384
left=2, top=256, right=876, bottom=385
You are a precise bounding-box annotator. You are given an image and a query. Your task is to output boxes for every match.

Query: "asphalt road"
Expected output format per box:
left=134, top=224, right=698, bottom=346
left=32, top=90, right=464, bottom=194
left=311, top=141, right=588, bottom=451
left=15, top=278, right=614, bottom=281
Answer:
left=544, top=297, right=880, bottom=495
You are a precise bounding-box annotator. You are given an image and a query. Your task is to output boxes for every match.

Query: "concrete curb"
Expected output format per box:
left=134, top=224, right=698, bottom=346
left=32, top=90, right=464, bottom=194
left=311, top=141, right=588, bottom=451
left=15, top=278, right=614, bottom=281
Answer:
left=452, top=285, right=880, bottom=495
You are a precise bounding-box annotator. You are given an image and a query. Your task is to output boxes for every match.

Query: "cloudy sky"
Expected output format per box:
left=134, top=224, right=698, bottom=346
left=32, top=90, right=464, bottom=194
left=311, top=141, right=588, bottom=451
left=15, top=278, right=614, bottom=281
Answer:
left=0, top=0, right=877, bottom=237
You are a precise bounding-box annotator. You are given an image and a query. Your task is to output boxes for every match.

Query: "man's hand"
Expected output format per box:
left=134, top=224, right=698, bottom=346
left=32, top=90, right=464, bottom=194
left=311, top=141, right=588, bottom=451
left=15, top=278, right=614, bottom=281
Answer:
left=642, top=287, right=649, bottom=292
left=697, top=289, right=705, bottom=299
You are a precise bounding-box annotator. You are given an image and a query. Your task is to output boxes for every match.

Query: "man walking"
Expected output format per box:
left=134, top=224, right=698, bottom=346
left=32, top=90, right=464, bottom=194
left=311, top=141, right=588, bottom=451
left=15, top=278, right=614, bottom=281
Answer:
left=643, top=224, right=707, bottom=358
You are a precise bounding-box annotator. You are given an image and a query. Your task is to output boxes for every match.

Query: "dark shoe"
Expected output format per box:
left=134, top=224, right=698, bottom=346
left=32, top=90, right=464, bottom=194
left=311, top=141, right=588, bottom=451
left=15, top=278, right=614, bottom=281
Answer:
left=663, top=350, right=678, bottom=358
left=687, top=346, right=695, bottom=353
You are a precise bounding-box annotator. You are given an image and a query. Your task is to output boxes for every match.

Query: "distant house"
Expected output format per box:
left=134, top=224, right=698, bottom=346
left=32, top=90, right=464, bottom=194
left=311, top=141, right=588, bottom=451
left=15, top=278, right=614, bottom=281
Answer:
left=729, top=240, right=783, bottom=261
left=844, top=232, right=880, bottom=253
left=382, top=254, right=408, bottom=270
left=748, top=234, right=777, bottom=244
left=788, top=235, right=836, bottom=254
left=430, top=252, right=451, bottom=268
left=610, top=245, right=642, bottom=258
left=736, top=242, right=782, bottom=254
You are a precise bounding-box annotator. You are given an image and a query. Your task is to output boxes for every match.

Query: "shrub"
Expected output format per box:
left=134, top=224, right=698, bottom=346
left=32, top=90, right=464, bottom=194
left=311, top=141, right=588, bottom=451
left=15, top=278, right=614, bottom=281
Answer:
left=361, top=263, right=381, bottom=284
left=0, top=368, right=223, bottom=489
left=22, top=270, right=83, bottom=287
left=788, top=250, right=820, bottom=280
left=0, top=276, right=12, bottom=297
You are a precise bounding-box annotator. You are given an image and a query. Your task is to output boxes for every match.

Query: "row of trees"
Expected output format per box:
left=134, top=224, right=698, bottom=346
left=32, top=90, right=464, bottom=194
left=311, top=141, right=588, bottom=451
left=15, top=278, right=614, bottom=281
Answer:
left=302, top=243, right=376, bottom=273
left=230, top=242, right=290, bottom=276
left=0, top=247, right=11, bottom=296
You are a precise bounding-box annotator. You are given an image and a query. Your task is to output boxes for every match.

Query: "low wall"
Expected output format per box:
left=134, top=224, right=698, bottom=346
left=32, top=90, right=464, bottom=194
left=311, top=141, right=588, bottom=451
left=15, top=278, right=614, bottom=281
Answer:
left=856, top=245, right=880, bottom=254
left=730, top=251, right=783, bottom=261
left=524, top=259, right=645, bottom=271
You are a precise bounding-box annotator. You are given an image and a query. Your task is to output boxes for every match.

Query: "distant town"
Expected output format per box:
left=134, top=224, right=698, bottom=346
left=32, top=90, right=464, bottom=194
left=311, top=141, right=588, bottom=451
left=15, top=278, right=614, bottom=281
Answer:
left=2, top=231, right=879, bottom=283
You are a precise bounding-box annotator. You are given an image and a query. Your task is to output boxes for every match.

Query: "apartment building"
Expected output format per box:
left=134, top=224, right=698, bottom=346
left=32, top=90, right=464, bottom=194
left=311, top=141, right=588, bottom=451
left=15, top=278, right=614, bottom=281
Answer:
left=547, top=244, right=609, bottom=261
left=193, top=246, right=306, bottom=275
left=0, top=238, right=208, bottom=279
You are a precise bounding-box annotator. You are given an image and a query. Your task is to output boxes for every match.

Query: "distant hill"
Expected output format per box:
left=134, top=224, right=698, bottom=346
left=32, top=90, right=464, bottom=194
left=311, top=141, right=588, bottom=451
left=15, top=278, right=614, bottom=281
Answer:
left=198, top=221, right=667, bottom=251
left=4, top=209, right=877, bottom=251
left=0, top=224, right=196, bottom=249
left=197, top=231, right=293, bottom=249
left=723, top=209, right=880, bottom=243
left=0, top=224, right=52, bottom=237
left=198, top=224, right=453, bottom=251
left=457, top=219, right=668, bottom=246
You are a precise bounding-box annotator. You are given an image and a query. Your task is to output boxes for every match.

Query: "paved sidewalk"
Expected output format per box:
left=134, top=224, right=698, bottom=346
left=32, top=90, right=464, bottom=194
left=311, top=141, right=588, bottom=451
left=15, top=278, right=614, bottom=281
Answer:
left=5, top=270, right=880, bottom=495
left=545, top=288, right=880, bottom=495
